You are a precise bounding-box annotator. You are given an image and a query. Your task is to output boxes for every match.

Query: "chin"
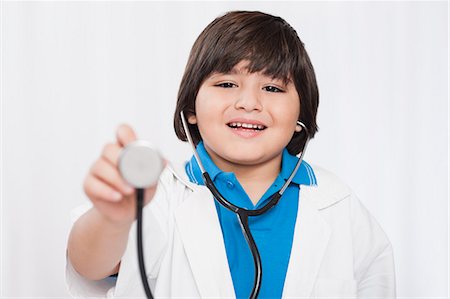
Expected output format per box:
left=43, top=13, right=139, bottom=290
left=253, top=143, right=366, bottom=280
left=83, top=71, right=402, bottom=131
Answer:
left=224, top=151, right=269, bottom=165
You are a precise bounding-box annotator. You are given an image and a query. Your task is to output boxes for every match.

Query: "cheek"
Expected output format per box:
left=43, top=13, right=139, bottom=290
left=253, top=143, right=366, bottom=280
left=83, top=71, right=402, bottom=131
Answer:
left=194, top=88, right=208, bottom=118
left=195, top=87, right=229, bottom=121
left=194, top=92, right=213, bottom=123
left=272, top=99, right=300, bottom=126
left=194, top=90, right=225, bottom=136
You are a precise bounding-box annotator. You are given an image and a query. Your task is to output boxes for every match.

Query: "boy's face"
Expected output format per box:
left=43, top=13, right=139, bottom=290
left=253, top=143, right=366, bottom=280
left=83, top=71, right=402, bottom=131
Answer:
left=188, top=60, right=300, bottom=171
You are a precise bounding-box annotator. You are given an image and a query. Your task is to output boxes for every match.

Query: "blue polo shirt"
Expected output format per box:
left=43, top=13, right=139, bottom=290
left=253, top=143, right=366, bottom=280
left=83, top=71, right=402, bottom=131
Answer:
left=185, top=141, right=317, bottom=298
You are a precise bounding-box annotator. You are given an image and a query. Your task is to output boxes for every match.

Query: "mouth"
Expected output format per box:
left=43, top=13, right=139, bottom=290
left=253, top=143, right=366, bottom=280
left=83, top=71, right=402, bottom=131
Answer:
left=227, top=122, right=267, bottom=131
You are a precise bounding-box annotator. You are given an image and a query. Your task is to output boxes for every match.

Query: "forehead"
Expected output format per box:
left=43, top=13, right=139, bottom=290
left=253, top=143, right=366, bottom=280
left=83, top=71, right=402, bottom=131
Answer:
left=209, top=60, right=293, bottom=83
left=226, top=60, right=250, bottom=73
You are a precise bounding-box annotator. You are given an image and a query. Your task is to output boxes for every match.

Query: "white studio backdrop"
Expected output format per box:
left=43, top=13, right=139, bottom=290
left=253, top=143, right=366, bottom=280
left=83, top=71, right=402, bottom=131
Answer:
left=1, top=1, right=448, bottom=298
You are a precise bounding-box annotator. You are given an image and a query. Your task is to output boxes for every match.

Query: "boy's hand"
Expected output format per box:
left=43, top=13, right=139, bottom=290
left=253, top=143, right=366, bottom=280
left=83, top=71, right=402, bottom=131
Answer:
left=83, top=124, right=159, bottom=226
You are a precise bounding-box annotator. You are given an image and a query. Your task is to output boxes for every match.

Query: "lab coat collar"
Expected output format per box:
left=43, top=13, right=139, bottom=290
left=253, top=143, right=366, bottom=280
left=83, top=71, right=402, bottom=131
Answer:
left=168, top=163, right=351, bottom=298
left=167, top=162, right=349, bottom=210
left=174, top=185, right=235, bottom=298
left=282, top=184, right=336, bottom=297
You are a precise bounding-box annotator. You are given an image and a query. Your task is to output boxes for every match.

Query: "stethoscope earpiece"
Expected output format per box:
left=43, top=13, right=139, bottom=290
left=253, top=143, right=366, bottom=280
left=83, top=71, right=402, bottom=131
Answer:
left=296, top=121, right=307, bottom=133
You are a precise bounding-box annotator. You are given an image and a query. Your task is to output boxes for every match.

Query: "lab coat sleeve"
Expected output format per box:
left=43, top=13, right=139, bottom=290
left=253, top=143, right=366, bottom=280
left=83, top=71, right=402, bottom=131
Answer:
left=65, top=203, right=117, bottom=298
left=65, top=257, right=117, bottom=299
left=350, top=194, right=396, bottom=298
left=65, top=167, right=173, bottom=298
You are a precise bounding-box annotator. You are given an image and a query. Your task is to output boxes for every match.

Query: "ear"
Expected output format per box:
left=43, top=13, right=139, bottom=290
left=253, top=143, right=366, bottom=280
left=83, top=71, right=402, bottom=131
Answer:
left=187, top=115, right=197, bottom=125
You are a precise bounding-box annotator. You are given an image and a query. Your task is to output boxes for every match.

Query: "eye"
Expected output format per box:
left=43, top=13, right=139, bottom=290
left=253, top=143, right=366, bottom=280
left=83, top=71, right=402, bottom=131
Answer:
left=214, top=82, right=237, bottom=88
left=263, top=85, right=284, bottom=93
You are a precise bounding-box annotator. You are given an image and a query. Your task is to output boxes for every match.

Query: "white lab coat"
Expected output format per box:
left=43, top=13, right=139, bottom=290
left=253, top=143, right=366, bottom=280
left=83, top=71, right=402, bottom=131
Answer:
left=66, top=163, right=396, bottom=298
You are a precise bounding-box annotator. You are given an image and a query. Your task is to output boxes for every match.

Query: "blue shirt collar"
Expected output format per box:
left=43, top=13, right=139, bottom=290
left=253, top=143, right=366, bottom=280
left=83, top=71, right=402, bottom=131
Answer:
left=185, top=141, right=317, bottom=186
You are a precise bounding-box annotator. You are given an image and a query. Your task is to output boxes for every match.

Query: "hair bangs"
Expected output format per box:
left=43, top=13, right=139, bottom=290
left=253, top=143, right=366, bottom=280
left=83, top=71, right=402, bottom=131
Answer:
left=206, top=14, right=296, bottom=84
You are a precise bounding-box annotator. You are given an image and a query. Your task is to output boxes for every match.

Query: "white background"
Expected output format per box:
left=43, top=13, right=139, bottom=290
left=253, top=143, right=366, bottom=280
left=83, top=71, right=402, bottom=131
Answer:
left=1, top=1, right=448, bottom=298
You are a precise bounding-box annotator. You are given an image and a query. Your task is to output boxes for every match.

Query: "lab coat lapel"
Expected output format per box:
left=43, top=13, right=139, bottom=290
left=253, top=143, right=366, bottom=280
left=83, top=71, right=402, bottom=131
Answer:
left=282, top=186, right=332, bottom=298
left=174, top=186, right=235, bottom=298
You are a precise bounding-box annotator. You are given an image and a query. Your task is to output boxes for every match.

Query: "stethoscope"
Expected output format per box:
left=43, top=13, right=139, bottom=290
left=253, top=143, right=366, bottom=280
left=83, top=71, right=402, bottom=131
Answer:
left=118, top=111, right=311, bottom=299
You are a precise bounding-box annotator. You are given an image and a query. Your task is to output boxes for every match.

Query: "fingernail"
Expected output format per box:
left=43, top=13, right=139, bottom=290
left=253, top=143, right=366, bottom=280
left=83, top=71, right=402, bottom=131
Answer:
left=111, top=192, right=122, bottom=201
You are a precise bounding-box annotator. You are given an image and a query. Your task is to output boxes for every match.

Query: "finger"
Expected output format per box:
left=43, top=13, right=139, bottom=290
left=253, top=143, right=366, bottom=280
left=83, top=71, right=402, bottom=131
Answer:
left=90, top=158, right=135, bottom=196
left=84, top=174, right=124, bottom=202
left=101, top=143, right=122, bottom=167
left=116, top=124, right=137, bottom=147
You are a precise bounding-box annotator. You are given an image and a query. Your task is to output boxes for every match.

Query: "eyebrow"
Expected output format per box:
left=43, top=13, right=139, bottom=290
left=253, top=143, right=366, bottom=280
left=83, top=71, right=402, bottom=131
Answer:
left=208, top=68, right=292, bottom=84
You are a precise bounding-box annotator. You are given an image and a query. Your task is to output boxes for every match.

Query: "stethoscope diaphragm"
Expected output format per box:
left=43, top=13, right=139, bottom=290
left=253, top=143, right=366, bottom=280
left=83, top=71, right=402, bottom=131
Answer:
left=118, top=140, right=164, bottom=189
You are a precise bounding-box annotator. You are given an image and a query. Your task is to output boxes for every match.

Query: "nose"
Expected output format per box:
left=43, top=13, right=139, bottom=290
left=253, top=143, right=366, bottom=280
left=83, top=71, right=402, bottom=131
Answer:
left=234, top=86, right=263, bottom=112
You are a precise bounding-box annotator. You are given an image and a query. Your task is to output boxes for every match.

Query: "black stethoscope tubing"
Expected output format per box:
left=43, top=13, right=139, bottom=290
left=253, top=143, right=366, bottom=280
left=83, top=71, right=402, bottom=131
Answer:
left=202, top=171, right=282, bottom=299
left=180, top=111, right=310, bottom=299
left=136, top=188, right=154, bottom=299
left=134, top=112, right=310, bottom=299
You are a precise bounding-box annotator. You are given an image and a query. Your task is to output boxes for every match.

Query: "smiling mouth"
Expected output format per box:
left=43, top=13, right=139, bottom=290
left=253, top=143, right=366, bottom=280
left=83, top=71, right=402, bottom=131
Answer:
left=227, top=122, right=267, bottom=131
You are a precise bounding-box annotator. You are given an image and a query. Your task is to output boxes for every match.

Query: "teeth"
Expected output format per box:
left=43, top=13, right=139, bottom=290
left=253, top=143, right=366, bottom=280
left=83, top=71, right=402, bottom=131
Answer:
left=228, top=122, right=266, bottom=130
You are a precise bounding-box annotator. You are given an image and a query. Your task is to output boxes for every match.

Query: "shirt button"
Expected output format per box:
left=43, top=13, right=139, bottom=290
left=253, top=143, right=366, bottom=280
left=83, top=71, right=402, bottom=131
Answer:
left=226, top=181, right=235, bottom=189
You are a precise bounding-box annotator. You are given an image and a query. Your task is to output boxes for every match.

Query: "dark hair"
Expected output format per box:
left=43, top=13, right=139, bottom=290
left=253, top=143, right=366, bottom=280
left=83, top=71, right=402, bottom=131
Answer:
left=173, top=10, right=319, bottom=155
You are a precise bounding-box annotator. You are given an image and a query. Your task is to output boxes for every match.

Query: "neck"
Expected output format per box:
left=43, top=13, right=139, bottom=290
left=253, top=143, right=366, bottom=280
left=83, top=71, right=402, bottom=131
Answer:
left=204, top=146, right=282, bottom=205
left=230, top=160, right=281, bottom=186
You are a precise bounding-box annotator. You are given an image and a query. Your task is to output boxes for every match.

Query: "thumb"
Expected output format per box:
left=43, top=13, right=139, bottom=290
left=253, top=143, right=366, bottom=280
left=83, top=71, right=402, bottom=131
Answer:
left=116, top=123, right=138, bottom=147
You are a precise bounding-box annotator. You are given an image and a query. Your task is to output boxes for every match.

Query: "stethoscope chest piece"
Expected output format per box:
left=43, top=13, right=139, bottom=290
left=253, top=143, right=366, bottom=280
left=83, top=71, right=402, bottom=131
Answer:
left=118, top=140, right=163, bottom=299
left=118, top=140, right=164, bottom=188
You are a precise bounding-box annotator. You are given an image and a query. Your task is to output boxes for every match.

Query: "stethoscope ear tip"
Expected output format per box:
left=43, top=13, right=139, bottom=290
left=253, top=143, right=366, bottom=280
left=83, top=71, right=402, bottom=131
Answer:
left=296, top=121, right=307, bottom=133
